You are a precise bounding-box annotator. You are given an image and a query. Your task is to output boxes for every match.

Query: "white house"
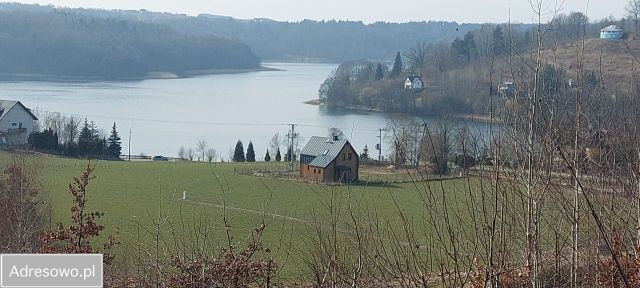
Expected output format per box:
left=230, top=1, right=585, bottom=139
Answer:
left=404, top=75, right=424, bottom=91
left=600, top=25, right=624, bottom=40
left=0, top=100, right=38, bottom=146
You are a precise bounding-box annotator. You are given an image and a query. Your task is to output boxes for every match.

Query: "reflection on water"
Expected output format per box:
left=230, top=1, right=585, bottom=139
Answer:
left=0, top=63, right=492, bottom=158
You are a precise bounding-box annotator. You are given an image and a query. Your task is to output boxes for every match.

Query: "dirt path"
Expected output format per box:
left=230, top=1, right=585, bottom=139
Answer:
left=184, top=199, right=312, bottom=225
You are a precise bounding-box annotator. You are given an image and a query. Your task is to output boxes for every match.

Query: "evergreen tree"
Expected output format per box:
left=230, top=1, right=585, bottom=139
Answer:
left=28, top=129, right=59, bottom=151
left=361, top=145, right=369, bottom=160
left=78, top=119, right=92, bottom=156
left=389, top=52, right=403, bottom=78
left=246, top=141, right=256, bottom=162
left=275, top=147, right=282, bottom=162
left=375, top=63, right=384, bottom=80
left=264, top=149, right=271, bottom=162
left=463, top=32, right=476, bottom=61
left=106, top=122, right=122, bottom=158
left=493, top=25, right=505, bottom=55
left=100, top=137, right=107, bottom=157
left=233, top=140, right=245, bottom=162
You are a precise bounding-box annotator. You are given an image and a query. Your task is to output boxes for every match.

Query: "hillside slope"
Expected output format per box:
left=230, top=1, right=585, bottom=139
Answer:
left=548, top=38, right=640, bottom=85
left=0, top=6, right=261, bottom=80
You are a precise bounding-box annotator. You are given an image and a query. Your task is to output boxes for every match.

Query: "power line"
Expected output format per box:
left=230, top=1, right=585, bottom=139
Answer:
left=35, top=109, right=382, bottom=132
left=35, top=109, right=288, bottom=127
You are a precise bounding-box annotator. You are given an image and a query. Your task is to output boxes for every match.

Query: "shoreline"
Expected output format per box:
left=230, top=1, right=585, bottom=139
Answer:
left=452, top=114, right=500, bottom=124
left=303, top=99, right=497, bottom=123
left=302, top=99, right=383, bottom=112
left=0, top=66, right=281, bottom=83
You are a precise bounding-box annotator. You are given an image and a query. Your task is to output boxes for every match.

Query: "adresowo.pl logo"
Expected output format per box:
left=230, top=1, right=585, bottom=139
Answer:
left=1, top=254, right=103, bottom=288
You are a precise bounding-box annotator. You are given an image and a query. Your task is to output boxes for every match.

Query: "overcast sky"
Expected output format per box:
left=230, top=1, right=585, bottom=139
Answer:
left=17, top=0, right=627, bottom=23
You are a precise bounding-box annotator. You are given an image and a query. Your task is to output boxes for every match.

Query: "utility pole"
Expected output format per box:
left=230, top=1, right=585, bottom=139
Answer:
left=128, top=127, right=132, bottom=161
left=376, top=128, right=385, bottom=162
left=287, top=124, right=298, bottom=171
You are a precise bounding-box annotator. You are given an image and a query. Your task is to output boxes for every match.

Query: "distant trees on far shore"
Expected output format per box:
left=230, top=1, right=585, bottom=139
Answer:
left=0, top=4, right=261, bottom=80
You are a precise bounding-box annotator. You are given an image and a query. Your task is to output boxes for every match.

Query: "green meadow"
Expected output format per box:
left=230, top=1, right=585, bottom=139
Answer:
left=1, top=152, right=477, bottom=278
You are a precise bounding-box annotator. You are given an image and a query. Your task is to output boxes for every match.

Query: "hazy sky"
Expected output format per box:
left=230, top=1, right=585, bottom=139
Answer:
left=17, top=0, right=627, bottom=23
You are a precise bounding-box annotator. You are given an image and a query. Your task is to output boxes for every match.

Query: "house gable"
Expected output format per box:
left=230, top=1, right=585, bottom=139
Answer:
left=299, top=136, right=360, bottom=182
left=0, top=100, right=37, bottom=146
left=404, top=75, right=424, bottom=90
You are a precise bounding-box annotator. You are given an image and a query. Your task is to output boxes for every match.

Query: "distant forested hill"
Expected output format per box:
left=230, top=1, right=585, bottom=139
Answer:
left=0, top=3, right=497, bottom=62
left=0, top=4, right=261, bottom=79
left=139, top=17, right=484, bottom=62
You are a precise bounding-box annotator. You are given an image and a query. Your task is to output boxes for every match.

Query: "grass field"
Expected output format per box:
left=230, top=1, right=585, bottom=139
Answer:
left=0, top=152, right=476, bottom=279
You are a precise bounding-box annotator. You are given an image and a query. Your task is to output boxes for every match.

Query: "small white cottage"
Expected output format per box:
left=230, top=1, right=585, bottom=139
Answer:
left=404, top=75, right=424, bottom=91
left=600, top=25, right=624, bottom=40
left=0, top=100, right=38, bottom=146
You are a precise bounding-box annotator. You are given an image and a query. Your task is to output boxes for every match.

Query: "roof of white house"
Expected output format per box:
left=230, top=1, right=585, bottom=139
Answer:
left=300, top=136, right=352, bottom=168
left=601, top=25, right=623, bottom=32
left=0, top=100, right=38, bottom=121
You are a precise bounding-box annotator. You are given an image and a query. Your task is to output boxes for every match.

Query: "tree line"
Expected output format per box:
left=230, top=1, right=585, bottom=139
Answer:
left=29, top=111, right=122, bottom=159
left=0, top=3, right=496, bottom=63
left=176, top=133, right=303, bottom=163
left=0, top=3, right=261, bottom=80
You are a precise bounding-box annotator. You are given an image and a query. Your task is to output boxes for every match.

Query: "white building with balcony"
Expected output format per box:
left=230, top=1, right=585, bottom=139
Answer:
left=0, top=100, right=38, bottom=146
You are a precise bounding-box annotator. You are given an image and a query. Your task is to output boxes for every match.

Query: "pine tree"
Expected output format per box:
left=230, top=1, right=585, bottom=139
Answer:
left=389, top=52, right=403, bottom=78
left=375, top=63, right=384, bottom=80
left=264, top=150, right=271, bottom=162
left=233, top=140, right=245, bottom=162
left=361, top=145, right=369, bottom=160
left=275, top=148, right=281, bottom=162
left=246, top=141, right=256, bottom=162
left=78, top=119, right=92, bottom=156
left=106, top=122, right=122, bottom=158
left=493, top=25, right=505, bottom=55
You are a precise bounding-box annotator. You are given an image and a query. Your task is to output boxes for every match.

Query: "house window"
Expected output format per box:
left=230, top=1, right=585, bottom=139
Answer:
left=313, top=169, right=316, bottom=174
left=11, top=123, right=16, bottom=127
left=342, top=154, right=345, bottom=161
left=348, top=153, right=352, bottom=160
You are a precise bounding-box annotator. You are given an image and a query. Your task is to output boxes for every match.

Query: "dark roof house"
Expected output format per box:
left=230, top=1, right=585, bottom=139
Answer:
left=299, top=136, right=359, bottom=183
left=404, top=75, right=424, bottom=90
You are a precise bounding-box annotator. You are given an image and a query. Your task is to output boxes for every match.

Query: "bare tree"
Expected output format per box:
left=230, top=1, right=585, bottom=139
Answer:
left=327, top=127, right=344, bottom=140
left=187, top=148, right=194, bottom=162
left=422, top=120, right=453, bottom=174
left=0, top=156, right=43, bottom=253
left=196, top=139, right=208, bottom=162
left=62, top=115, right=80, bottom=145
left=269, top=134, right=281, bottom=158
left=205, top=148, right=217, bottom=162
left=628, top=0, right=640, bottom=37
left=386, top=114, right=421, bottom=166
left=405, top=41, right=429, bottom=74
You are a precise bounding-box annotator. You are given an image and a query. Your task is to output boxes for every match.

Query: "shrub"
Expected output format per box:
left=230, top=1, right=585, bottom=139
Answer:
left=454, top=154, right=476, bottom=169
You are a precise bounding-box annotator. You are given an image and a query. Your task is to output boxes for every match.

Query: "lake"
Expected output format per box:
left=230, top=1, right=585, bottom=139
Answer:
left=0, top=63, right=491, bottom=160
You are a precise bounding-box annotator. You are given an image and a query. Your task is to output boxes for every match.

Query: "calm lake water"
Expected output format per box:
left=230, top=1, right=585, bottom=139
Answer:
left=0, top=63, right=490, bottom=159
